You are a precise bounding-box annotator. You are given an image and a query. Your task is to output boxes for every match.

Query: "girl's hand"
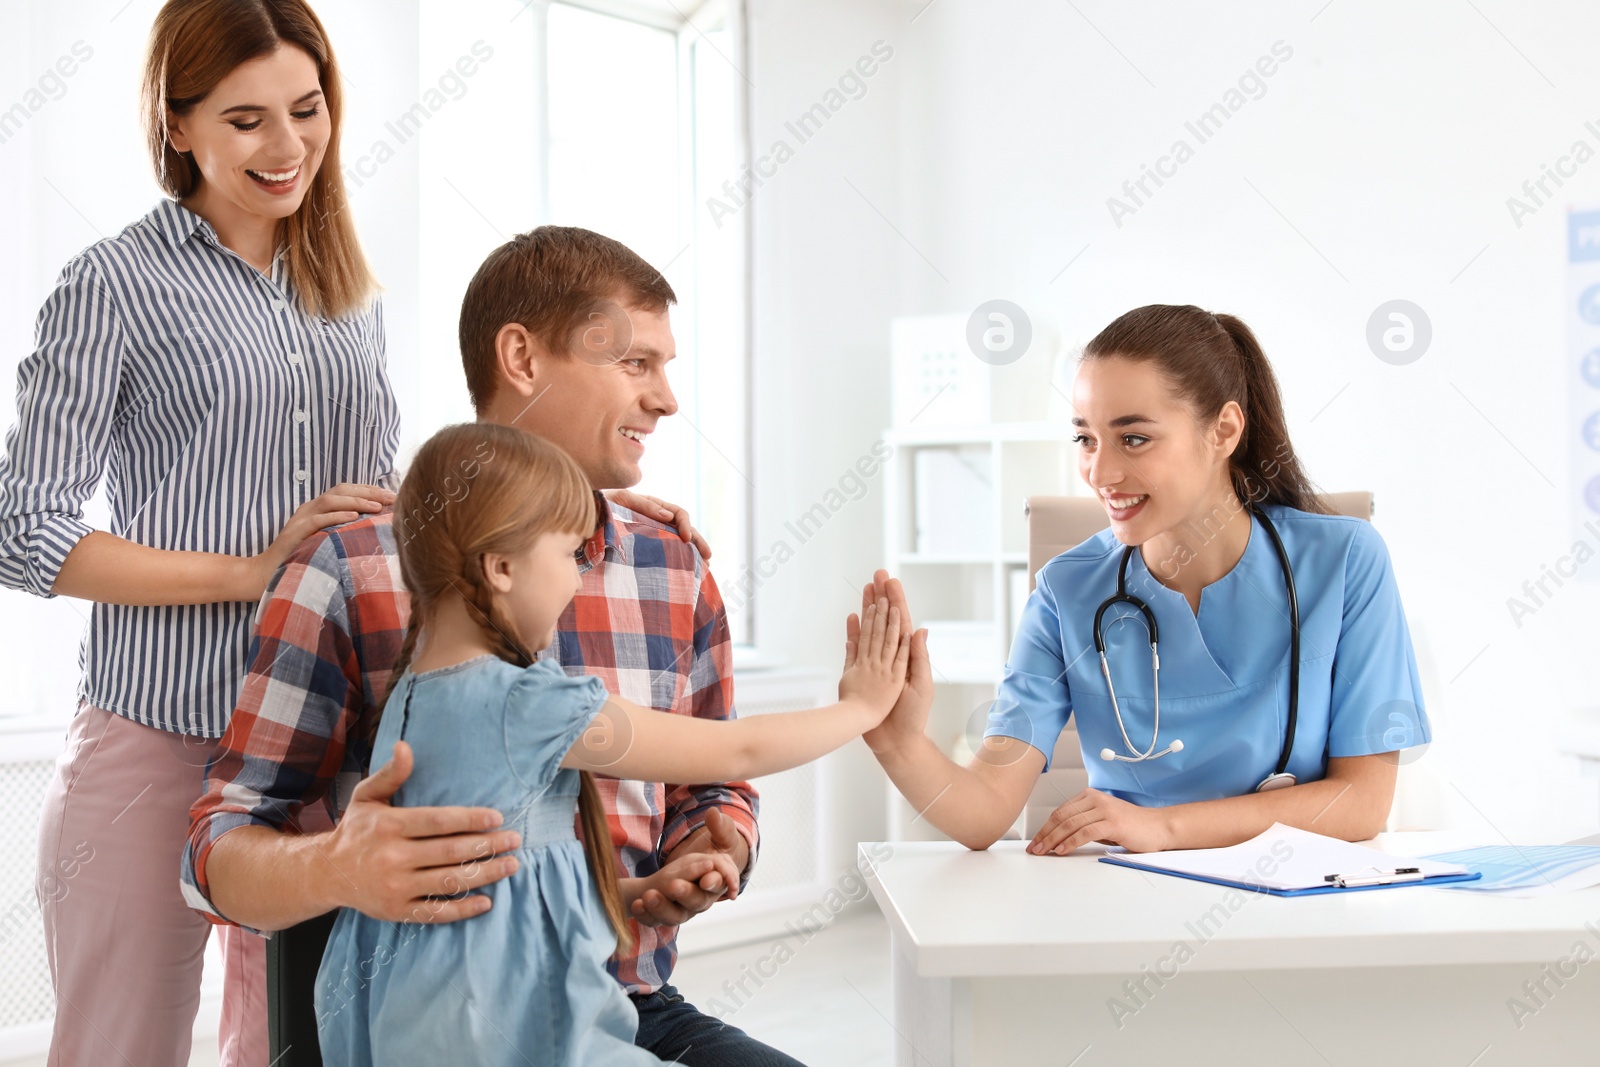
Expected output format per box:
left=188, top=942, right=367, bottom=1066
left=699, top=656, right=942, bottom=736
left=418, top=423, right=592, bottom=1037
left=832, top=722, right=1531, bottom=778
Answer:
left=249, top=482, right=395, bottom=596
left=603, top=490, right=712, bottom=559
left=1027, top=787, right=1176, bottom=856
left=839, top=595, right=910, bottom=722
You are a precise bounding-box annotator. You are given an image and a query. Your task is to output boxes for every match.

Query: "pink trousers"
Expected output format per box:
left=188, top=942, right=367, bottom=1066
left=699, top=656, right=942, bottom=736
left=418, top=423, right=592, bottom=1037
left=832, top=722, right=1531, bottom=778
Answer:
left=36, top=702, right=267, bottom=1067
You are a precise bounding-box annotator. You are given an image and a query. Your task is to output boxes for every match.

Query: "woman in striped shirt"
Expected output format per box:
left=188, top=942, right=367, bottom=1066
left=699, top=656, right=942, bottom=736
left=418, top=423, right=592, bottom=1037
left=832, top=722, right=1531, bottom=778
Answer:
left=0, top=3, right=396, bottom=1064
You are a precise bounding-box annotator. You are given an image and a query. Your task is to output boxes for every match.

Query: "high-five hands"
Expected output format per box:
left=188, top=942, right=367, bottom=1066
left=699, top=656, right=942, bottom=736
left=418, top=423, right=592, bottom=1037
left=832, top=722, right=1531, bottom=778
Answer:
left=851, top=570, right=932, bottom=756
left=839, top=585, right=913, bottom=723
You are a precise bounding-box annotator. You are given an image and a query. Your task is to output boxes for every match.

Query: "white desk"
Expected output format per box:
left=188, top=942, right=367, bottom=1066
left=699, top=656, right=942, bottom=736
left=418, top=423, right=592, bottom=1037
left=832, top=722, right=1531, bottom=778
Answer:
left=861, top=834, right=1600, bottom=1067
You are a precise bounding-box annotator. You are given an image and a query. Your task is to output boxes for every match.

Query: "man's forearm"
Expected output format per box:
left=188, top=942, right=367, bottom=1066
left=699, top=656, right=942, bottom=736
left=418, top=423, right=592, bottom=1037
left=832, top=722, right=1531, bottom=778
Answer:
left=205, top=825, right=344, bottom=932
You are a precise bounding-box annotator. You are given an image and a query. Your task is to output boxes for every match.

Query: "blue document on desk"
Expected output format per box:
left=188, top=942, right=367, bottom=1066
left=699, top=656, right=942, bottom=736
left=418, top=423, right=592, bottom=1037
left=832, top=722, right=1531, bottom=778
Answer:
left=1420, top=845, right=1600, bottom=896
left=1099, top=823, right=1482, bottom=896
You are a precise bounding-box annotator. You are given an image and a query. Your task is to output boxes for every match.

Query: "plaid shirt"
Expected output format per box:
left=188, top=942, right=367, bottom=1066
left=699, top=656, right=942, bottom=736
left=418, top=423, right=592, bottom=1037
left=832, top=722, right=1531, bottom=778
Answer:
left=182, top=494, right=759, bottom=994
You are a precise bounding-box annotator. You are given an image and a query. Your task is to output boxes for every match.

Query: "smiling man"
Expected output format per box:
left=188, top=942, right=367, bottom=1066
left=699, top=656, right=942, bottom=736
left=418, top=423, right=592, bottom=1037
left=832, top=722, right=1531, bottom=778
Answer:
left=184, top=228, right=804, bottom=1065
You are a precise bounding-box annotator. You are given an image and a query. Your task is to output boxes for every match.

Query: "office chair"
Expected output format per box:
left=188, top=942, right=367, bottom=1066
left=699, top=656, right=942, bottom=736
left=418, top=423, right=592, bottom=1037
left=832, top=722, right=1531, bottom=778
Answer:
left=1018, top=491, right=1374, bottom=836
left=266, top=910, right=338, bottom=1067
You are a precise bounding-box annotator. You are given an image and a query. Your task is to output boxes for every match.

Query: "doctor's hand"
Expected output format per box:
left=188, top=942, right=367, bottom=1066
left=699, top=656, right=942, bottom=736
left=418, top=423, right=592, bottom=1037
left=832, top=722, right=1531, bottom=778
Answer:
left=1027, top=787, right=1175, bottom=856
left=856, top=570, right=933, bottom=757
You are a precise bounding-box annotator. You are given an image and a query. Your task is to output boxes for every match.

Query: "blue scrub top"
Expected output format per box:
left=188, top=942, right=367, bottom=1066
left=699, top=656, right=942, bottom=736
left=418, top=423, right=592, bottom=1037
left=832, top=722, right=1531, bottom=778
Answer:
left=985, top=503, right=1430, bottom=805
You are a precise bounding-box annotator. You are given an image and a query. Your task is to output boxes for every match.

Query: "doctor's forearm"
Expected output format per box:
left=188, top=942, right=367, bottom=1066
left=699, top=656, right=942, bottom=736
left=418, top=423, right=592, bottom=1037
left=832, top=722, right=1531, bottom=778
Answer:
left=875, top=734, right=1023, bottom=850
left=1161, top=766, right=1394, bottom=850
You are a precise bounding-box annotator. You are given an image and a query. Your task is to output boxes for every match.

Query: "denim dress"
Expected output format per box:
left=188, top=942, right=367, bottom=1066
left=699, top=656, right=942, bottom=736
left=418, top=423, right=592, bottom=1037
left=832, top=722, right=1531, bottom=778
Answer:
left=314, top=655, right=667, bottom=1066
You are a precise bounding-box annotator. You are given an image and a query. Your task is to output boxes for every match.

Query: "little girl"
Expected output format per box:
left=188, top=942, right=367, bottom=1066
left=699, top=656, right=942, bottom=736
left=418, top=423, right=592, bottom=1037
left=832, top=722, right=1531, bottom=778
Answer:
left=314, top=422, right=910, bottom=1065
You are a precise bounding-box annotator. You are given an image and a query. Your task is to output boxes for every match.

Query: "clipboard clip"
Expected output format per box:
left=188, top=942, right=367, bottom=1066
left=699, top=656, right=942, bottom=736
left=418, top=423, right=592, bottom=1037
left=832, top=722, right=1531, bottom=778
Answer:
left=1324, top=866, right=1423, bottom=888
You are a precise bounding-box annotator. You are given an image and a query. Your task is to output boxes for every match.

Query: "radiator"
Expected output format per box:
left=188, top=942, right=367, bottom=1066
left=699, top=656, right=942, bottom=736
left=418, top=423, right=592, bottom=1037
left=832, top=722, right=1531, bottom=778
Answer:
left=0, top=723, right=66, bottom=1057
left=0, top=720, right=231, bottom=1062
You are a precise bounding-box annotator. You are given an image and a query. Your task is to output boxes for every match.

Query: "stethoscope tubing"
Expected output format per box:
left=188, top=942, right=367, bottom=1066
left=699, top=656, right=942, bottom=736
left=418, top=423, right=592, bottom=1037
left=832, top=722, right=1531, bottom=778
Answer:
left=1095, top=503, right=1300, bottom=785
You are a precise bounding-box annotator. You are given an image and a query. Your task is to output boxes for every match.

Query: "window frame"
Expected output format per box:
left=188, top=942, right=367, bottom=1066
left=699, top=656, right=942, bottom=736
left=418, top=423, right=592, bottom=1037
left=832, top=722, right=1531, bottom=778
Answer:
left=537, top=0, right=757, bottom=648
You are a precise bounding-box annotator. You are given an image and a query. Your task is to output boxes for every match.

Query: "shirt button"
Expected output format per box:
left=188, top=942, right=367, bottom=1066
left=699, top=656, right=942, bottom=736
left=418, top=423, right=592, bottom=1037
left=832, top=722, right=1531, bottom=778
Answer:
left=270, top=299, right=286, bottom=312
left=294, top=410, right=307, bottom=423
left=287, top=352, right=302, bottom=365
left=295, top=469, right=308, bottom=482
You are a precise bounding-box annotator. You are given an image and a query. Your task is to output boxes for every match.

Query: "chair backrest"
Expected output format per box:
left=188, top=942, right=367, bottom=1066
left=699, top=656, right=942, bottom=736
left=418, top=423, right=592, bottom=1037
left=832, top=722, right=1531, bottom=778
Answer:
left=1024, top=491, right=1374, bottom=595
left=266, top=911, right=338, bottom=1067
left=1016, top=491, right=1374, bottom=828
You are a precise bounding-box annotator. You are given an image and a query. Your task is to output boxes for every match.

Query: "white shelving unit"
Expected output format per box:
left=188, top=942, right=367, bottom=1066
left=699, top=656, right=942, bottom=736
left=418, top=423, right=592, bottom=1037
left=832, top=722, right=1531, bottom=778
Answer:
left=881, top=420, right=1084, bottom=841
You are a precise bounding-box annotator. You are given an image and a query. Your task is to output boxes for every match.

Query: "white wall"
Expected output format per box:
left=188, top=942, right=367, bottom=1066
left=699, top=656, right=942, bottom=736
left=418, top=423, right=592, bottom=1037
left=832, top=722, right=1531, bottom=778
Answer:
left=742, top=0, right=907, bottom=868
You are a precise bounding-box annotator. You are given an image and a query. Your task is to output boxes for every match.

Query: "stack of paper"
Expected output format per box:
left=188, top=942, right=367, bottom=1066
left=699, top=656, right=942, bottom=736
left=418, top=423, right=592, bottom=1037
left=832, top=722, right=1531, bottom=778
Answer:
left=1100, top=823, right=1478, bottom=896
left=1421, top=845, right=1600, bottom=897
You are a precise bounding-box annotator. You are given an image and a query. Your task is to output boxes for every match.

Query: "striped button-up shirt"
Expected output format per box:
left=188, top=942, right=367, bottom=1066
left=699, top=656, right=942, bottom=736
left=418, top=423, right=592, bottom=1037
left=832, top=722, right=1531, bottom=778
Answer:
left=183, top=495, right=759, bottom=995
left=0, top=199, right=401, bottom=736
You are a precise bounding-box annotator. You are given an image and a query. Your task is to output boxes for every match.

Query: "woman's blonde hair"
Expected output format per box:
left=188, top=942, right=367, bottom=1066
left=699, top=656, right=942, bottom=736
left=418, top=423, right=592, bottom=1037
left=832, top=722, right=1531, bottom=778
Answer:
left=140, top=0, right=377, bottom=319
left=379, top=422, right=631, bottom=951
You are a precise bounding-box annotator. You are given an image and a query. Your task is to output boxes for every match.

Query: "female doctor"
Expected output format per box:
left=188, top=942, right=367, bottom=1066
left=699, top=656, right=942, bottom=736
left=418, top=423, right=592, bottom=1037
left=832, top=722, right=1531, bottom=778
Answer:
left=862, top=303, right=1430, bottom=855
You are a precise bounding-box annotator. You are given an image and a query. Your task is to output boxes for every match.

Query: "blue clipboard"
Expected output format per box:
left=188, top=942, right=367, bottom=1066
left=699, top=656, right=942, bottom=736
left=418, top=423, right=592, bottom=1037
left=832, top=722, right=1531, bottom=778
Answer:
left=1098, top=855, right=1483, bottom=897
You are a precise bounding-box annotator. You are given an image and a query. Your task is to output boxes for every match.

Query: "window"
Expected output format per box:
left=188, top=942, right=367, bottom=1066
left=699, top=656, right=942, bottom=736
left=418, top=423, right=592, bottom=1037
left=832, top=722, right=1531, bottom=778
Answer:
left=545, top=0, right=753, bottom=643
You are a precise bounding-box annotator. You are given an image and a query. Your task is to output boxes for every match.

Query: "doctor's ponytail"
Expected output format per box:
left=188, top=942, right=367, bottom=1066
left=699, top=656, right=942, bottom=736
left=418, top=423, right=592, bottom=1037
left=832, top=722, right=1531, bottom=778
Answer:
left=1082, top=305, right=1326, bottom=514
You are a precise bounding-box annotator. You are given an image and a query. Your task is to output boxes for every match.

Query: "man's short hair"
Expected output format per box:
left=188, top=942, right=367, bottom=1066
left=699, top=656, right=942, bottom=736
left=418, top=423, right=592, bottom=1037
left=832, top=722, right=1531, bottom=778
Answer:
left=458, top=226, right=677, bottom=414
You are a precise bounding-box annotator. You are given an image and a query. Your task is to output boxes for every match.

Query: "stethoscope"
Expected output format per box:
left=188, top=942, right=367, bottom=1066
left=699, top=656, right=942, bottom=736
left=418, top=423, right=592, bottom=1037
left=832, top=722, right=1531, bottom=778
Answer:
left=1092, top=503, right=1301, bottom=793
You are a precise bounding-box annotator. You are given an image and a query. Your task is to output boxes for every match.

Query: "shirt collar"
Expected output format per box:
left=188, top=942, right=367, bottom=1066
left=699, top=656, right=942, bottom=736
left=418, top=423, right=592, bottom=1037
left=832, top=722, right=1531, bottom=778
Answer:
left=579, top=491, right=630, bottom=571
left=154, top=198, right=213, bottom=249
left=153, top=198, right=289, bottom=268
left=1124, top=504, right=1266, bottom=605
